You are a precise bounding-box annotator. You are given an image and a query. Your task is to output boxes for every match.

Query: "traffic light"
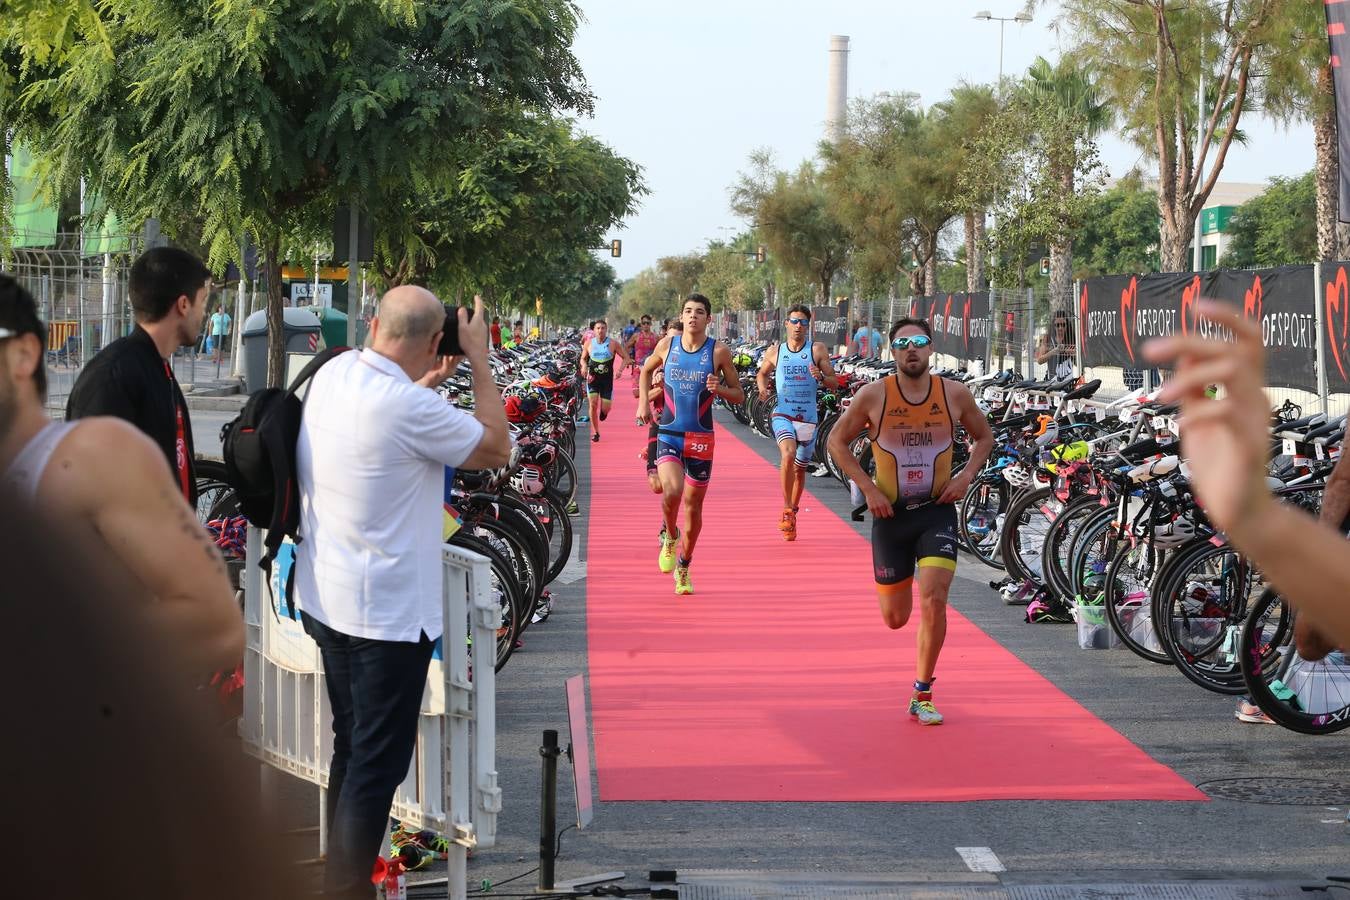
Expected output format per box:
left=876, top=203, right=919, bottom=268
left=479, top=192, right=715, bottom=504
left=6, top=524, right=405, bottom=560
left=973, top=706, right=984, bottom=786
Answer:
left=610, top=239, right=622, bottom=258
left=1039, top=257, right=1050, bottom=277
left=755, top=245, right=766, bottom=263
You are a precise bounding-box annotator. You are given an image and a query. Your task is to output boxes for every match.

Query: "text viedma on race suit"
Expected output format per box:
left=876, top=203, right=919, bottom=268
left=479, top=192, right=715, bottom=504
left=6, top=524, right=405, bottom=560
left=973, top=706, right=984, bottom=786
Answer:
left=1079, top=266, right=1317, bottom=392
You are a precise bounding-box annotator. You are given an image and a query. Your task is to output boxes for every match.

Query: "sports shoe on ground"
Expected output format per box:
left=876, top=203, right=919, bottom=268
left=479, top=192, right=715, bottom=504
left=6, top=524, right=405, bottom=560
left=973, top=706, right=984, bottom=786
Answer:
left=908, top=692, right=944, bottom=726
left=674, top=566, right=693, bottom=595
left=392, top=842, right=437, bottom=871
left=658, top=528, right=679, bottom=573
left=779, top=508, right=797, bottom=542
left=591, top=432, right=600, bottom=442
left=1235, top=698, right=1275, bottom=725
left=391, top=823, right=450, bottom=860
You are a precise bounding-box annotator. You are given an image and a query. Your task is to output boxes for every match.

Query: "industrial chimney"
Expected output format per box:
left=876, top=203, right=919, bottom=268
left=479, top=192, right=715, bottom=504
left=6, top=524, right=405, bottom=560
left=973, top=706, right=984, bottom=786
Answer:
left=826, top=35, right=850, bottom=144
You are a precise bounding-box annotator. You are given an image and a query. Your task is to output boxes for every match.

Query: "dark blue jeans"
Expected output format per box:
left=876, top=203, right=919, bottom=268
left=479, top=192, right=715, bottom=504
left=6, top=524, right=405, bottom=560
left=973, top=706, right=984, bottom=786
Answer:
left=302, top=612, right=434, bottom=898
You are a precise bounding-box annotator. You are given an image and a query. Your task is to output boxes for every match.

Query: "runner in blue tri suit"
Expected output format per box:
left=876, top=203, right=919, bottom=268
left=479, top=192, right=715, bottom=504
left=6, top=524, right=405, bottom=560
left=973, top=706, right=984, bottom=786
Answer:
left=637, top=293, right=744, bottom=596
left=755, top=304, right=838, bottom=541
left=580, top=319, right=627, bottom=443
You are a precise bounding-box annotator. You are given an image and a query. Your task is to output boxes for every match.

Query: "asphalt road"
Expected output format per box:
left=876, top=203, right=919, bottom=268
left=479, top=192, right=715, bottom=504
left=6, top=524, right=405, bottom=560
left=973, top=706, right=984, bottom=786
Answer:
left=208, top=406, right=1350, bottom=895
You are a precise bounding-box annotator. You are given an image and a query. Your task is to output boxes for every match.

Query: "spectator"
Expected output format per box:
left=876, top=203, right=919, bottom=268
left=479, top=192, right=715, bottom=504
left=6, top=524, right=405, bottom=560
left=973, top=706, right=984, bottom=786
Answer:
left=1144, top=303, right=1350, bottom=651
left=622, top=318, right=637, bottom=343
left=66, top=246, right=211, bottom=504
left=1036, top=309, right=1076, bottom=380
left=293, top=288, right=510, bottom=898
left=528, top=323, right=540, bottom=341
left=0, top=273, right=241, bottom=672
left=847, top=319, right=884, bottom=358
left=512, top=319, right=524, bottom=344
left=489, top=315, right=502, bottom=349
left=207, top=301, right=232, bottom=363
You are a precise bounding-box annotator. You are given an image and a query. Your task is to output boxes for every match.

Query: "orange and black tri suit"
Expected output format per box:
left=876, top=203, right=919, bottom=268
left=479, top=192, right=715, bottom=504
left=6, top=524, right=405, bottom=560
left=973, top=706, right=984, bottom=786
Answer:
left=869, top=372, right=960, bottom=586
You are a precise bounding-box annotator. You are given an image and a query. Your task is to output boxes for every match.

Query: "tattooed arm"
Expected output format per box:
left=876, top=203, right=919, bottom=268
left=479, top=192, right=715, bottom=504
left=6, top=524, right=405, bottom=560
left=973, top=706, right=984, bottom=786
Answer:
left=45, top=418, right=243, bottom=671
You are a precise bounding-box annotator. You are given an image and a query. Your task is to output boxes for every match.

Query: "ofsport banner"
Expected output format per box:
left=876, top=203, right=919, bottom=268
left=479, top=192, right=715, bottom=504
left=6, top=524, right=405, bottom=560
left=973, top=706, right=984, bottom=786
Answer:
left=810, top=306, right=845, bottom=345
left=1079, top=266, right=1316, bottom=391
left=907, top=292, right=992, bottom=362
left=1321, top=260, right=1350, bottom=391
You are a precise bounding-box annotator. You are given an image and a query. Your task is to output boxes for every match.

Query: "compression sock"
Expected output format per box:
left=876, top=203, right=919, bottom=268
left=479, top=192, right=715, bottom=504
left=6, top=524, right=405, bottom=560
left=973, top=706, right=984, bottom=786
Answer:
left=913, top=679, right=933, bottom=694
left=677, top=556, right=691, bottom=568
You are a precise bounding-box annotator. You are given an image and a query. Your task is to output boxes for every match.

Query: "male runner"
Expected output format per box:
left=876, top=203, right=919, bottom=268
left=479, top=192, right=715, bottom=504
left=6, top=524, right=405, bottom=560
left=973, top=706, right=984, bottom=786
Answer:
left=638, top=294, right=744, bottom=595
left=580, top=318, right=627, bottom=442
left=826, top=317, right=993, bottom=724
left=756, top=304, right=838, bottom=541
left=639, top=318, right=683, bottom=493
left=626, top=315, right=661, bottom=395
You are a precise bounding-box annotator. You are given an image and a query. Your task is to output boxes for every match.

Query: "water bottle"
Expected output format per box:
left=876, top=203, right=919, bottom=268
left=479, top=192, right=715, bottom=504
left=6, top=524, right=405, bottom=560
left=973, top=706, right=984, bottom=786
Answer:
left=849, top=479, right=864, bottom=507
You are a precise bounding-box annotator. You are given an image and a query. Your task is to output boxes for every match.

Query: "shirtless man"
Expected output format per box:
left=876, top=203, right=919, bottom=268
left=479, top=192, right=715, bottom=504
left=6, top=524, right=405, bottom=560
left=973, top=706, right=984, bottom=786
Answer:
left=0, top=274, right=241, bottom=672
left=827, top=317, right=993, bottom=725
left=756, top=304, right=838, bottom=540
left=638, top=295, right=745, bottom=595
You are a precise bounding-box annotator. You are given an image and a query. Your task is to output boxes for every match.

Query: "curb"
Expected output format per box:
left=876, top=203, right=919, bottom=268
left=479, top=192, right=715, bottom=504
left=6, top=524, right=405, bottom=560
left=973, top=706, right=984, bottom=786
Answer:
left=187, top=395, right=248, bottom=413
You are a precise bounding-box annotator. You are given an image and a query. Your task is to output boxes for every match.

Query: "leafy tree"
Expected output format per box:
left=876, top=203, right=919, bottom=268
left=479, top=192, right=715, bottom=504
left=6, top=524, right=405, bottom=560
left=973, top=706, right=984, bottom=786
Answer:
left=731, top=151, right=850, bottom=305
left=932, top=84, right=999, bottom=293
left=1218, top=171, right=1316, bottom=268
left=656, top=253, right=706, bottom=301
left=615, top=267, right=679, bottom=322
left=1073, top=175, right=1161, bottom=277
left=7, top=0, right=593, bottom=384
left=1048, top=0, right=1284, bottom=271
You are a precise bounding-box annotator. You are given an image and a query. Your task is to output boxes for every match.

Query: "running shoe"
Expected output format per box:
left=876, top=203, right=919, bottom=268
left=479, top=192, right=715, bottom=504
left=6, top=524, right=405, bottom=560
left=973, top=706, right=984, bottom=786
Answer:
left=779, top=508, right=797, bottom=542
left=674, top=565, right=693, bottom=595
left=658, top=527, right=679, bottom=573
left=391, top=842, right=437, bottom=871
left=1234, top=698, right=1275, bottom=725
left=908, top=693, right=944, bottom=726
left=592, top=432, right=600, bottom=442
left=391, top=823, right=450, bottom=860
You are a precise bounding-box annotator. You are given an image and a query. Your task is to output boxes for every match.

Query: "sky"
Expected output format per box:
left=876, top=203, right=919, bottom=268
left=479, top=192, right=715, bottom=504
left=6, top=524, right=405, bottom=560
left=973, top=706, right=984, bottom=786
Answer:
left=569, top=0, right=1316, bottom=281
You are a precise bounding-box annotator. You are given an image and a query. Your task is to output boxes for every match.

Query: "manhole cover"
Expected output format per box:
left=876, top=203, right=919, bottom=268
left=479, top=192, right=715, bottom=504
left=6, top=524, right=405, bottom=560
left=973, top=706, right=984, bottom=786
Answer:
left=1197, top=777, right=1350, bottom=805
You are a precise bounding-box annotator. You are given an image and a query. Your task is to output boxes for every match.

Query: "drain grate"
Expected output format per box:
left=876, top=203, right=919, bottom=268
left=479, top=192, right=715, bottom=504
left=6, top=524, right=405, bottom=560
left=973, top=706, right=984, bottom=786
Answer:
left=1197, top=776, right=1350, bottom=805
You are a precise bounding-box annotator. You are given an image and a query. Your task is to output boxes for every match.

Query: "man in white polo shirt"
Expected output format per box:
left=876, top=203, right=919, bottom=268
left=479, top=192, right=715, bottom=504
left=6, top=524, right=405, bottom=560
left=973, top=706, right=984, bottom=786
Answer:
left=293, top=287, right=510, bottom=898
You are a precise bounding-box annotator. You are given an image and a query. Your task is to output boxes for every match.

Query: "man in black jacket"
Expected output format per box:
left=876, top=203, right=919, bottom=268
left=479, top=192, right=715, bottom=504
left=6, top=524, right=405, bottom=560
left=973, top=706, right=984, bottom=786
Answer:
left=67, top=247, right=211, bottom=504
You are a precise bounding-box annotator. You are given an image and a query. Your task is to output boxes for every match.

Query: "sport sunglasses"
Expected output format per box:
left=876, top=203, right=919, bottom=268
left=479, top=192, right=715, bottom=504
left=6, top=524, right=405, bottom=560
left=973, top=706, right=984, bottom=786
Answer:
left=785, top=316, right=811, bottom=326
left=891, top=334, right=932, bottom=350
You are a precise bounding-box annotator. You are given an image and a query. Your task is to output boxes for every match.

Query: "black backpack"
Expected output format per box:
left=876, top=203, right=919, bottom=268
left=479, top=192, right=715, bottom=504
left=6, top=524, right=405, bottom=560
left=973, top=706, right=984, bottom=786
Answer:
left=220, top=346, right=350, bottom=612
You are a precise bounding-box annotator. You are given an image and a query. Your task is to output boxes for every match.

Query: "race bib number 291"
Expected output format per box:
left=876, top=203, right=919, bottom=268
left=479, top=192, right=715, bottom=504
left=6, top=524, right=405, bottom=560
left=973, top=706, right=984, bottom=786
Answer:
left=685, top=432, right=716, bottom=461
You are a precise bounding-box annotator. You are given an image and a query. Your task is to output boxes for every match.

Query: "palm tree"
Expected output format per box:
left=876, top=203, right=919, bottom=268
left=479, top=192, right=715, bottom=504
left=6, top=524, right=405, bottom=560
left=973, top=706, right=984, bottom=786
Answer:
left=934, top=84, right=999, bottom=294
left=1021, top=56, right=1109, bottom=315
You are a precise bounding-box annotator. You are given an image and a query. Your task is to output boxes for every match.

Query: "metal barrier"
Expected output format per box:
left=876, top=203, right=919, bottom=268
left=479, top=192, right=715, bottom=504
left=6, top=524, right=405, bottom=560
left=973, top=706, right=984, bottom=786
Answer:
left=239, top=529, right=499, bottom=900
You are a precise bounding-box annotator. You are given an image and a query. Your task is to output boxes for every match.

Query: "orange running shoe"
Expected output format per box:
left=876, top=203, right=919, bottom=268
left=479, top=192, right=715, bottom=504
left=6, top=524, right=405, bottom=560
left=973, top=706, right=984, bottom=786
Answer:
left=779, top=508, right=797, bottom=541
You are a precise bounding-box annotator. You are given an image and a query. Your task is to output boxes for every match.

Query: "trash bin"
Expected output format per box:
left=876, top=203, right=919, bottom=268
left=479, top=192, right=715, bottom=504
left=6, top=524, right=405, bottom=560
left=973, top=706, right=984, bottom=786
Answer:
left=309, top=306, right=369, bottom=350
left=240, top=307, right=323, bottom=391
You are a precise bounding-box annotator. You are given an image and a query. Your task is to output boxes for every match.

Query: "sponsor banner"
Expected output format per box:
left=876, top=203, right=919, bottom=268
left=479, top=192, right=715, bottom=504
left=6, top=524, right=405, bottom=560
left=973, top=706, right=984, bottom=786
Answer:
left=811, top=306, right=845, bottom=344
left=755, top=308, right=780, bottom=342
left=1327, top=0, right=1350, bottom=219
left=908, top=292, right=992, bottom=361
left=1081, top=266, right=1315, bottom=391
left=1322, top=261, right=1350, bottom=390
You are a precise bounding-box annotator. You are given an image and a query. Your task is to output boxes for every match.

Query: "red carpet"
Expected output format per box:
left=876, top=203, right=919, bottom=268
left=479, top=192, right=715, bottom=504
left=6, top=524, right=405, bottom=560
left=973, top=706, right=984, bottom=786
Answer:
left=583, top=380, right=1204, bottom=802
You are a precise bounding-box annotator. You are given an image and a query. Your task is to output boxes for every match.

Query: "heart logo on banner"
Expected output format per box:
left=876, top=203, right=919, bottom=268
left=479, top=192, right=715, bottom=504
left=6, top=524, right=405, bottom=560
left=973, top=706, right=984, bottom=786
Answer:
left=1243, top=275, right=1263, bottom=323
left=1120, top=277, right=1138, bottom=363
left=1079, top=283, right=1089, bottom=339
left=962, top=295, right=973, bottom=354
left=1180, top=275, right=1203, bottom=337
left=1327, top=266, right=1350, bottom=383
left=942, top=294, right=953, bottom=344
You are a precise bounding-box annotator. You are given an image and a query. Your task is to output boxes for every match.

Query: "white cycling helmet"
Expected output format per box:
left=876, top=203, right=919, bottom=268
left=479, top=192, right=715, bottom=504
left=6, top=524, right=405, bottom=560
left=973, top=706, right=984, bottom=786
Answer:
left=1151, top=514, right=1198, bottom=549
left=1002, top=464, right=1034, bottom=488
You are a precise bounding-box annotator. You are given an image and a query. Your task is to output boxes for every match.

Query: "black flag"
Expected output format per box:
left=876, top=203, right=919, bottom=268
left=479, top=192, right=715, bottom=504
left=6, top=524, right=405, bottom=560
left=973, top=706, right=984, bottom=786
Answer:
left=1328, top=0, right=1350, bottom=221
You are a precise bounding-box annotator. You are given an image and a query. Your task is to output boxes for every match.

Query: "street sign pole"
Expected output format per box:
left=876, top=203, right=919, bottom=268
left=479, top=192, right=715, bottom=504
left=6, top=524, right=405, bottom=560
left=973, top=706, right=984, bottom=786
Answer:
left=346, top=200, right=359, bottom=348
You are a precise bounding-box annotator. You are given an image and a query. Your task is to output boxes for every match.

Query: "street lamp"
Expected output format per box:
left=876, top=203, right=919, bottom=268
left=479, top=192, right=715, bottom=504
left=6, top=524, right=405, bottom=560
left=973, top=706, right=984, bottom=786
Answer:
left=973, top=9, right=1033, bottom=96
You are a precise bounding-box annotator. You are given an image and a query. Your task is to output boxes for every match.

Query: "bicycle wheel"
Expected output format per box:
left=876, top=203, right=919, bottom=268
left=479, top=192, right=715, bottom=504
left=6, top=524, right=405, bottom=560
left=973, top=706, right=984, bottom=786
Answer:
left=1067, top=506, right=1117, bottom=602
left=1241, top=588, right=1350, bottom=734
left=466, top=518, right=539, bottom=633
left=194, top=458, right=241, bottom=524
left=998, top=486, right=1064, bottom=586
left=1153, top=541, right=1260, bottom=695
left=1041, top=494, right=1102, bottom=605
left=448, top=532, right=521, bottom=672
left=1102, top=540, right=1171, bottom=664
left=532, top=488, right=574, bottom=586
left=546, top=447, right=578, bottom=506
left=959, top=475, right=1007, bottom=568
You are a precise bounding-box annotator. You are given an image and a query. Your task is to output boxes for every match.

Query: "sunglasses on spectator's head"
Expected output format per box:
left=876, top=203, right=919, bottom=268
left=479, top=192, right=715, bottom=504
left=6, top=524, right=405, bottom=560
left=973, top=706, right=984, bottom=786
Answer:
left=0, top=328, right=15, bottom=339
left=891, top=334, right=932, bottom=350
left=786, top=317, right=810, bottom=326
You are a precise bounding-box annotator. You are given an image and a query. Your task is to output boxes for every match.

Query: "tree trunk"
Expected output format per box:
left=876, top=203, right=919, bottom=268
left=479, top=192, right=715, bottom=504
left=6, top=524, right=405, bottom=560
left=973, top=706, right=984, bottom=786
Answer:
left=1049, top=239, right=1072, bottom=316
left=1315, top=61, right=1339, bottom=263
left=967, top=209, right=986, bottom=292
left=264, top=235, right=285, bottom=388
left=1158, top=196, right=1192, bottom=272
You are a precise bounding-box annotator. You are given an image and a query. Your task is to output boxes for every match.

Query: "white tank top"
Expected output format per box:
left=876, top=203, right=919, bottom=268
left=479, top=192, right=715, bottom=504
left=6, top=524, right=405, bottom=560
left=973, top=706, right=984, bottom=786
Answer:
left=2, top=421, right=76, bottom=503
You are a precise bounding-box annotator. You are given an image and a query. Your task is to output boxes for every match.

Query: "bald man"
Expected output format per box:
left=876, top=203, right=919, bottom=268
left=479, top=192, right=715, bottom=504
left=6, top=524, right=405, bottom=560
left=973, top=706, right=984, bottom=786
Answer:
left=294, top=289, right=510, bottom=897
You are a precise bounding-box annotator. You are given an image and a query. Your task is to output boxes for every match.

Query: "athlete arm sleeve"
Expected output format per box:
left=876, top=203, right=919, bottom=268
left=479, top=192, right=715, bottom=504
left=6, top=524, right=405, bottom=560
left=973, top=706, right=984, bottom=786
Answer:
left=403, top=389, right=489, bottom=469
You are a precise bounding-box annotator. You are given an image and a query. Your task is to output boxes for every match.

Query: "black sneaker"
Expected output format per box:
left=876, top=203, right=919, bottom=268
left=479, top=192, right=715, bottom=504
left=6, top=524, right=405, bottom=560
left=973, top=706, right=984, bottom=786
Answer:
left=592, top=433, right=600, bottom=442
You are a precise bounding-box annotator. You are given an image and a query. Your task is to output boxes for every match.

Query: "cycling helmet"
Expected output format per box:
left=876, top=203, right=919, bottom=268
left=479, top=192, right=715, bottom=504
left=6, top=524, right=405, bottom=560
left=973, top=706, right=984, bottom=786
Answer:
left=511, top=463, right=546, bottom=496
left=1002, top=464, right=1033, bottom=488
left=1150, top=514, right=1198, bottom=549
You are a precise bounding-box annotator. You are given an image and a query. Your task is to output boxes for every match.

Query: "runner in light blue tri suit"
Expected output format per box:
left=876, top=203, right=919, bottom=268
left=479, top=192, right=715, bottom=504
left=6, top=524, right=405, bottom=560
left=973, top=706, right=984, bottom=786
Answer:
left=755, top=304, right=839, bottom=541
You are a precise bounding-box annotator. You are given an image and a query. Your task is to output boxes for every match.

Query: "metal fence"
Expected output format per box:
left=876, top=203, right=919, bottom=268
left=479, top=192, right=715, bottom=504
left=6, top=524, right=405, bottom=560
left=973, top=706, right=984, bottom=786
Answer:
left=2, top=232, right=255, bottom=416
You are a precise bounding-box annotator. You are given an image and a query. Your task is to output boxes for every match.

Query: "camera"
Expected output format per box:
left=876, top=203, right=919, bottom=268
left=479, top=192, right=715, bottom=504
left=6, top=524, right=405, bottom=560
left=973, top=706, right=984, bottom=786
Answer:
left=437, top=304, right=475, bottom=357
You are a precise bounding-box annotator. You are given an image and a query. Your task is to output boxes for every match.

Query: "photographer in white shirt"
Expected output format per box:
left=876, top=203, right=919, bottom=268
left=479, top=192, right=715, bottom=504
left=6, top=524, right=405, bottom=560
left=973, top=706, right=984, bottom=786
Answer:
left=293, top=287, right=509, bottom=897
